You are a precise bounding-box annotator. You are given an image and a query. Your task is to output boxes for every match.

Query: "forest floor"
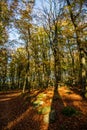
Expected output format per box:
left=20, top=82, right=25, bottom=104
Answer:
left=0, top=86, right=87, bottom=130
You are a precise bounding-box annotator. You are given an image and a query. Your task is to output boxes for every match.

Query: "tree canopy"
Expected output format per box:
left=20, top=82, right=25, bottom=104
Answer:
left=0, top=0, right=87, bottom=97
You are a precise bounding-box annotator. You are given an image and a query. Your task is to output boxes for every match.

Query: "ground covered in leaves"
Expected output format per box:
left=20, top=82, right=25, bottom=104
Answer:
left=0, top=86, right=87, bottom=130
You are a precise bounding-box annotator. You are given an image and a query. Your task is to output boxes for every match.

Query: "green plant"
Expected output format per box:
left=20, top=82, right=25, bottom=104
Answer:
left=62, top=106, right=80, bottom=117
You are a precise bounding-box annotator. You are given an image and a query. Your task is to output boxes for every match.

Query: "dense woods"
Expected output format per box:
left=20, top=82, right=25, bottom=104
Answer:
left=1, top=1, right=87, bottom=130
left=0, top=0, right=87, bottom=97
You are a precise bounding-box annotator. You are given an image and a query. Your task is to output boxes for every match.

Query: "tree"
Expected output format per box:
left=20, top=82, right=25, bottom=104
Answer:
left=30, top=27, right=51, bottom=88
left=15, top=0, right=35, bottom=93
left=9, top=47, right=27, bottom=89
left=65, top=0, right=87, bottom=96
left=0, top=0, right=18, bottom=45
left=0, top=48, right=8, bottom=89
left=36, top=0, right=64, bottom=88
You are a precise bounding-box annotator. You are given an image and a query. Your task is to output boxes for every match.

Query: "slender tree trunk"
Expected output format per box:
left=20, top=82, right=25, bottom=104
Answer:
left=23, top=52, right=30, bottom=93
left=23, top=28, right=31, bottom=93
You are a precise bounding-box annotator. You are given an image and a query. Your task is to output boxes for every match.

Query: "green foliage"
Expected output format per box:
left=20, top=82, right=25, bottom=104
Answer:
left=37, top=93, right=46, bottom=99
left=62, top=106, right=80, bottom=117
left=84, top=92, right=87, bottom=99
left=38, top=106, right=51, bottom=115
left=33, top=100, right=44, bottom=107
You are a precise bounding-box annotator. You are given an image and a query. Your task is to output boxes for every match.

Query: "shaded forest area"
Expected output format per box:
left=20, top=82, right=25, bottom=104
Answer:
left=0, top=0, right=87, bottom=129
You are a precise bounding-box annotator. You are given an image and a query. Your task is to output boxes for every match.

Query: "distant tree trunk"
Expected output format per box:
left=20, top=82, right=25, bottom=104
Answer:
left=74, top=23, right=86, bottom=96
left=17, top=71, right=21, bottom=89
left=42, top=38, right=50, bottom=88
left=79, top=48, right=86, bottom=93
left=23, top=47, right=30, bottom=93
left=23, top=28, right=30, bottom=93
left=11, top=76, right=15, bottom=89
left=67, top=39, right=75, bottom=83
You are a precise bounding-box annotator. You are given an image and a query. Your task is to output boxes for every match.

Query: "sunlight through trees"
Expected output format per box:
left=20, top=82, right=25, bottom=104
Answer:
left=0, top=0, right=87, bottom=97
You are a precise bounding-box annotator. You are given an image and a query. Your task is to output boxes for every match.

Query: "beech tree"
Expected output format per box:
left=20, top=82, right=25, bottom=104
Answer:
left=35, top=0, right=65, bottom=88
left=15, top=0, right=35, bottom=93
left=65, top=0, right=87, bottom=96
left=0, top=0, right=18, bottom=89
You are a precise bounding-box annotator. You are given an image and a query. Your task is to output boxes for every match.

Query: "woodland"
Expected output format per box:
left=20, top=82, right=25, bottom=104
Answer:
left=0, top=0, right=87, bottom=130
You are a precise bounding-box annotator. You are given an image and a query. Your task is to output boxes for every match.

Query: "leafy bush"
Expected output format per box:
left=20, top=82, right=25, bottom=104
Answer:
left=62, top=106, right=79, bottom=117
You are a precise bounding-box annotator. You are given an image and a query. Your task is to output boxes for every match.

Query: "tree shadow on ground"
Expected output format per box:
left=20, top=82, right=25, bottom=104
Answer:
left=48, top=86, right=65, bottom=130
left=0, top=90, right=43, bottom=130
left=63, top=87, right=87, bottom=130
left=47, top=85, right=87, bottom=130
left=67, top=85, right=84, bottom=98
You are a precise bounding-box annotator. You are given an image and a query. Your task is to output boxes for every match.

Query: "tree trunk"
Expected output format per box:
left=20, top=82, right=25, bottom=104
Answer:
left=23, top=28, right=31, bottom=93
left=53, top=47, right=61, bottom=89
